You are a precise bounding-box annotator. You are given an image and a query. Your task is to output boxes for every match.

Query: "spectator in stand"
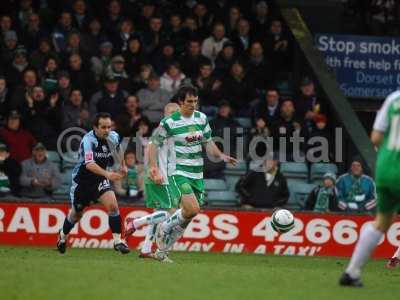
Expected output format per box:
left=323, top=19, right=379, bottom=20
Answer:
left=252, top=1, right=271, bottom=41
left=136, top=73, right=172, bottom=125
left=105, top=55, right=130, bottom=91
left=52, top=11, right=75, bottom=53
left=336, top=157, right=377, bottom=213
left=136, top=1, right=156, bottom=31
left=0, top=142, right=21, bottom=196
left=61, top=30, right=90, bottom=63
left=253, top=87, right=281, bottom=124
left=40, top=56, right=59, bottom=94
left=4, top=48, right=30, bottom=90
left=264, top=19, right=291, bottom=73
left=114, top=150, right=143, bottom=199
left=112, top=18, right=138, bottom=54
left=89, top=75, right=128, bottom=119
left=224, top=6, right=242, bottom=36
left=81, top=18, right=105, bottom=57
left=180, top=39, right=209, bottom=80
left=0, top=15, right=13, bottom=42
left=123, top=36, right=147, bottom=77
left=160, top=62, right=188, bottom=95
left=369, top=0, right=399, bottom=35
left=20, top=13, right=48, bottom=52
left=62, top=89, right=90, bottom=130
left=131, top=64, right=153, bottom=94
left=246, top=41, right=273, bottom=91
left=152, top=41, right=177, bottom=75
left=10, top=68, right=38, bottom=111
left=0, top=76, right=11, bottom=121
left=230, top=18, right=253, bottom=55
left=67, top=53, right=96, bottom=98
left=1, top=30, right=19, bottom=67
left=56, top=71, right=72, bottom=103
left=114, top=95, right=145, bottom=137
left=220, top=60, right=256, bottom=116
left=71, top=0, right=93, bottom=31
left=90, top=39, right=113, bottom=81
left=103, top=0, right=123, bottom=36
left=249, top=117, right=271, bottom=158
left=214, top=41, right=237, bottom=77
left=30, top=38, right=58, bottom=70
left=20, top=86, right=62, bottom=150
left=270, top=99, right=302, bottom=161
left=193, top=2, right=214, bottom=35
left=168, top=13, right=186, bottom=55
left=201, top=22, right=229, bottom=62
left=305, top=113, right=334, bottom=162
left=17, top=0, right=35, bottom=27
left=305, top=172, right=338, bottom=212
left=194, top=59, right=222, bottom=116
left=143, top=15, right=167, bottom=55
left=0, top=110, right=36, bottom=163
left=20, top=142, right=62, bottom=198
left=236, top=153, right=289, bottom=208
left=182, top=15, right=203, bottom=41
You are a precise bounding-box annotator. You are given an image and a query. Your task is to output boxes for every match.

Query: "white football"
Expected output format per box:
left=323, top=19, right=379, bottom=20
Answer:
left=271, top=209, right=295, bottom=233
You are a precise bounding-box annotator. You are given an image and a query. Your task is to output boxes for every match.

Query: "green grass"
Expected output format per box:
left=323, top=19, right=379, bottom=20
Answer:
left=1, top=246, right=399, bottom=300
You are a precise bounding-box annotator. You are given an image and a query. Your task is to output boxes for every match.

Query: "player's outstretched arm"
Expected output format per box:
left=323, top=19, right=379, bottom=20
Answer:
left=148, top=142, right=163, bottom=184
left=205, top=140, right=238, bottom=165
left=86, top=162, right=122, bottom=181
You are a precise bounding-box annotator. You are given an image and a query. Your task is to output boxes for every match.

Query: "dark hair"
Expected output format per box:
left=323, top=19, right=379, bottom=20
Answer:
left=175, top=85, right=198, bottom=102
left=124, top=149, right=136, bottom=158
left=93, top=112, right=112, bottom=127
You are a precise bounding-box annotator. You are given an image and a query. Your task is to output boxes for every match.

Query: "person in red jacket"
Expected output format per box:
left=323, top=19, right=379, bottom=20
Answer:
left=0, top=110, right=36, bottom=163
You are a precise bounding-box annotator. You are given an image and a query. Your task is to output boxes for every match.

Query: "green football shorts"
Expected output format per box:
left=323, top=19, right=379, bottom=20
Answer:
left=376, top=185, right=400, bottom=213
left=171, top=175, right=205, bottom=206
left=144, top=176, right=180, bottom=209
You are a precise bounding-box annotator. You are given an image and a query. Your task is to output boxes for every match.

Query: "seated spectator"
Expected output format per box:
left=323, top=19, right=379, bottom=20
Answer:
left=180, top=39, right=209, bottom=80
left=143, top=15, right=167, bottom=55
left=160, top=62, right=188, bottom=95
left=369, top=0, right=398, bottom=35
left=253, top=87, right=281, bottom=124
left=105, top=55, right=130, bottom=90
left=30, top=38, right=58, bottom=70
left=214, top=41, right=237, bottom=77
left=168, top=13, right=186, bottom=55
left=20, top=13, right=49, bottom=52
left=295, top=77, right=322, bottom=123
left=130, top=64, right=153, bottom=94
left=52, top=11, right=75, bottom=53
left=89, top=75, right=128, bottom=119
left=220, top=60, right=257, bottom=116
left=193, top=2, right=214, bottom=34
left=10, top=68, right=39, bottom=110
left=0, top=110, right=36, bottom=163
left=181, top=15, right=203, bottom=42
left=103, top=0, right=123, bottom=36
left=236, top=153, right=289, bottom=208
left=4, top=48, right=30, bottom=90
left=201, top=22, right=229, bottom=62
left=111, top=18, right=138, bottom=54
left=40, top=56, right=59, bottom=94
left=305, top=113, right=334, bottom=162
left=71, top=0, right=93, bottom=31
left=0, top=76, right=11, bottom=122
left=62, top=89, right=90, bottom=130
left=249, top=117, right=271, bottom=159
left=194, top=60, right=222, bottom=116
left=252, top=1, right=271, bottom=40
left=152, top=41, right=177, bottom=75
left=136, top=73, right=172, bottom=125
left=114, top=150, right=143, bottom=199
left=56, top=71, right=72, bottom=103
left=123, top=36, right=147, bottom=77
left=230, top=18, right=253, bottom=55
left=224, top=6, right=242, bottom=36
left=246, top=41, right=273, bottom=91
left=61, top=30, right=90, bottom=63
left=90, top=39, right=113, bottom=81
left=0, top=142, right=21, bottom=196
left=270, top=99, right=303, bottom=161
left=1, top=30, right=19, bottom=67
left=114, top=95, right=145, bottom=137
left=305, top=172, right=338, bottom=212
left=81, top=18, right=105, bottom=57
left=19, top=142, right=62, bottom=198
left=336, top=157, right=377, bottom=213
left=67, top=53, right=96, bottom=98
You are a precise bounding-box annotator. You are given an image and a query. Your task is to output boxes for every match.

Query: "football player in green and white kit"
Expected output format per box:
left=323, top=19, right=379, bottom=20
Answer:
left=340, top=91, right=400, bottom=287
left=125, top=103, right=180, bottom=259
left=148, top=85, right=237, bottom=262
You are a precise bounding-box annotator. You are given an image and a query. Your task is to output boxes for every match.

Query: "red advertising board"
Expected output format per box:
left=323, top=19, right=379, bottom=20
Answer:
left=0, top=202, right=399, bottom=258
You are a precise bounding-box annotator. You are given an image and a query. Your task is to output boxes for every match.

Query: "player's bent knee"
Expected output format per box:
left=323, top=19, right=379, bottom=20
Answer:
left=107, top=205, right=120, bottom=216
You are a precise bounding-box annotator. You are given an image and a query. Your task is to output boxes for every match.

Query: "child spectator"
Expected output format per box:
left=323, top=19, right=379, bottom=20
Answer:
left=305, top=172, right=338, bottom=212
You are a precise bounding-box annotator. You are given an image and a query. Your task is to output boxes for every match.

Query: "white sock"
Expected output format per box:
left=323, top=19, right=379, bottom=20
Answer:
left=133, top=211, right=169, bottom=229
left=113, top=233, right=122, bottom=244
left=346, top=224, right=383, bottom=278
left=60, top=230, right=67, bottom=241
left=161, top=209, right=186, bottom=233
left=393, top=246, right=400, bottom=259
left=142, top=224, right=157, bottom=254
left=164, top=225, right=185, bottom=251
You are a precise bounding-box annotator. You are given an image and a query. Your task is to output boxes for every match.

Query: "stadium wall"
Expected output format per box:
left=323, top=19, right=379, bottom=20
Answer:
left=0, top=202, right=399, bottom=258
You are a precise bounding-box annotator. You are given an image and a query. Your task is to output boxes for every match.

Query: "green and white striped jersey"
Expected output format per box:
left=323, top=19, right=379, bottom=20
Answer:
left=151, top=110, right=212, bottom=179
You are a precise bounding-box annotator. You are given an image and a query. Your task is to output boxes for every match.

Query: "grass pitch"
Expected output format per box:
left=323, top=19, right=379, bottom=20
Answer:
left=1, top=246, right=399, bottom=300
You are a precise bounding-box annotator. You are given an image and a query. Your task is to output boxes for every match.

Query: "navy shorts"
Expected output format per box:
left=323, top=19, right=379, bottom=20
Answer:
left=70, top=178, right=112, bottom=212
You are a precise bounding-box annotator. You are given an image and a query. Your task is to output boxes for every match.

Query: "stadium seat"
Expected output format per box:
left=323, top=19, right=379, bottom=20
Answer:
left=204, top=179, right=227, bottom=191
left=310, top=163, right=338, bottom=183
left=287, top=181, right=317, bottom=209
left=62, top=169, right=73, bottom=185
left=47, top=151, right=61, bottom=163
left=234, top=118, right=252, bottom=128
left=224, top=160, right=247, bottom=175
left=52, top=186, right=70, bottom=200
left=206, top=190, right=240, bottom=207
left=225, top=175, right=241, bottom=191
left=280, top=162, right=308, bottom=179
left=249, top=160, right=263, bottom=171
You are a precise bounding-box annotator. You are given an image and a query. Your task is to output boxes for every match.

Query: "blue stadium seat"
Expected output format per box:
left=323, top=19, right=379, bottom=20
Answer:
left=206, top=191, right=240, bottom=207
left=280, top=162, right=308, bottom=179
left=234, top=118, right=252, bottom=128
left=225, top=175, right=241, bottom=191
left=287, top=181, right=317, bottom=209
left=204, top=179, right=227, bottom=191
left=249, top=160, right=263, bottom=171
left=47, top=151, right=60, bottom=163
left=52, top=186, right=70, bottom=200
left=62, top=169, right=73, bottom=185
